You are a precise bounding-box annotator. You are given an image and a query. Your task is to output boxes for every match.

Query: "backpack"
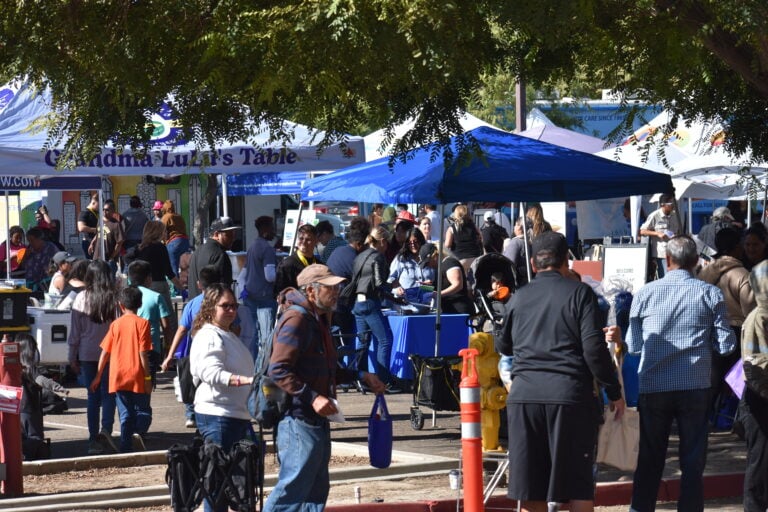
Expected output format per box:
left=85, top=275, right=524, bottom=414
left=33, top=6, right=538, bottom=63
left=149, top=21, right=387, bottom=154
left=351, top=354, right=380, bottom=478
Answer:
left=247, top=304, right=310, bottom=429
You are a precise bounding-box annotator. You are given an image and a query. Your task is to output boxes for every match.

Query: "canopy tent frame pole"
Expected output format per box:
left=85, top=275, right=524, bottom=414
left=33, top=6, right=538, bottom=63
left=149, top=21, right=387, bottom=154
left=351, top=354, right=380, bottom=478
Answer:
left=4, top=191, right=9, bottom=279
left=98, top=187, right=106, bottom=266
left=430, top=203, right=447, bottom=428
left=222, top=173, right=229, bottom=218
left=521, top=203, right=531, bottom=283
left=688, top=198, right=693, bottom=235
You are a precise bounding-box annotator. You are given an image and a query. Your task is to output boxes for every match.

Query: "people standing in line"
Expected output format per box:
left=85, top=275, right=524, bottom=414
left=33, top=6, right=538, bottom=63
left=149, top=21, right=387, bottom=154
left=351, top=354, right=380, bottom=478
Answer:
left=351, top=226, right=402, bottom=393
left=739, top=260, right=768, bottom=512
left=480, top=210, right=509, bottom=254
left=67, top=259, right=120, bottom=455
left=151, top=201, right=164, bottom=222
left=77, top=192, right=100, bottom=259
left=134, top=220, right=182, bottom=335
left=316, top=220, right=346, bottom=263
left=189, top=283, right=255, bottom=512
left=187, top=217, right=240, bottom=299
left=326, top=217, right=371, bottom=347
left=627, top=235, right=736, bottom=512
left=161, top=200, right=190, bottom=276
left=263, top=264, right=385, bottom=512
left=89, top=286, right=153, bottom=453
left=89, top=199, right=125, bottom=273
left=697, top=227, right=756, bottom=422
left=127, top=260, right=173, bottom=379
left=274, top=224, right=318, bottom=296
left=121, top=195, right=149, bottom=255
left=743, top=224, right=768, bottom=271
left=496, top=231, right=624, bottom=512
left=24, top=227, right=59, bottom=292
left=639, top=194, right=681, bottom=279
left=419, top=243, right=475, bottom=315
left=162, top=266, right=221, bottom=428
left=503, top=218, right=530, bottom=287
left=0, top=225, right=25, bottom=276
left=243, top=216, right=278, bottom=360
left=443, top=204, right=483, bottom=277
left=388, top=226, right=434, bottom=299
left=48, top=251, right=79, bottom=296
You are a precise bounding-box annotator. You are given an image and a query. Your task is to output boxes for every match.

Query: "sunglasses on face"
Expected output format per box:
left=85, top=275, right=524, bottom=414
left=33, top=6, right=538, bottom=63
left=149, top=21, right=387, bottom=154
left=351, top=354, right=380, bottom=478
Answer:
left=216, top=303, right=238, bottom=311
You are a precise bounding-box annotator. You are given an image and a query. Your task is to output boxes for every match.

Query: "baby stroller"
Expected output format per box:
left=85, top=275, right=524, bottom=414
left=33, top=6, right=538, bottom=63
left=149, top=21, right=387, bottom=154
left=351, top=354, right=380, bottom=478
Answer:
left=470, top=253, right=517, bottom=332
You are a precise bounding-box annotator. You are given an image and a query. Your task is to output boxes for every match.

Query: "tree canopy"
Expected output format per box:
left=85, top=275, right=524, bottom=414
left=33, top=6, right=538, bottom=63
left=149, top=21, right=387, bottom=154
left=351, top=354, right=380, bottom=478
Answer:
left=1, top=1, right=767, bottom=165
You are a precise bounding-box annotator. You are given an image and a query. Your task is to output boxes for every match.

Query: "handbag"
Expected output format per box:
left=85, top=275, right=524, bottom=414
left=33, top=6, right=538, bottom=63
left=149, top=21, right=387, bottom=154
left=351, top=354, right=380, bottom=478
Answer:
left=367, top=394, right=393, bottom=469
left=596, top=352, right=640, bottom=472
left=176, top=356, right=197, bottom=404
left=338, top=252, right=374, bottom=311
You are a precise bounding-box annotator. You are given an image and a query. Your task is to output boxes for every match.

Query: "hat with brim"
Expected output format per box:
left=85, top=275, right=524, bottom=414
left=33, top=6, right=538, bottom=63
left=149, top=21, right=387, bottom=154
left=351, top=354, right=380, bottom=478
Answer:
left=418, top=242, right=439, bottom=268
left=53, top=251, right=79, bottom=265
left=297, top=264, right=346, bottom=287
left=152, top=200, right=164, bottom=210
left=210, top=216, right=242, bottom=234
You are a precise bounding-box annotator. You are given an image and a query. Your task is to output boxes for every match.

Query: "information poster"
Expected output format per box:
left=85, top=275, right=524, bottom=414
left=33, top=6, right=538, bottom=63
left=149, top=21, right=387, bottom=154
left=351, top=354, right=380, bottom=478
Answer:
left=602, top=244, right=648, bottom=294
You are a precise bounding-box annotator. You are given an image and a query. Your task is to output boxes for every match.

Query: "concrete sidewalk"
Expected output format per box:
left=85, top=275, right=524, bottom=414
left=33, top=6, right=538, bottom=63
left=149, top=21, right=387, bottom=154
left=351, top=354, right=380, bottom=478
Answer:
left=28, top=371, right=747, bottom=509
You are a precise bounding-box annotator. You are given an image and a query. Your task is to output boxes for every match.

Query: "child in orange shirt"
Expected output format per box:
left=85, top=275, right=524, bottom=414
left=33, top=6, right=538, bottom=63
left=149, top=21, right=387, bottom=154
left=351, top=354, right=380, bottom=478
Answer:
left=90, top=286, right=153, bottom=452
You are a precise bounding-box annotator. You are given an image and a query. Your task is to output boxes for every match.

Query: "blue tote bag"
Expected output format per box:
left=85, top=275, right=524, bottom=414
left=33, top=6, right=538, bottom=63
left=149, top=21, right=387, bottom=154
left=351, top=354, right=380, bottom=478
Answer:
left=367, top=394, right=393, bottom=469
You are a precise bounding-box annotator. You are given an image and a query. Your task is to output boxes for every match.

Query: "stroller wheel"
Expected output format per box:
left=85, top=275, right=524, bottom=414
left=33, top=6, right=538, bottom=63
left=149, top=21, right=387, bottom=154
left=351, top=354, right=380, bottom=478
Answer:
left=410, top=407, right=424, bottom=430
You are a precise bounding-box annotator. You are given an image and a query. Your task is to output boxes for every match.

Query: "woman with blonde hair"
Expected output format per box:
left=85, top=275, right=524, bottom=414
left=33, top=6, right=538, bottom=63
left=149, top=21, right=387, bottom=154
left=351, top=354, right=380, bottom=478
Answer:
left=134, top=220, right=181, bottom=334
left=161, top=200, right=190, bottom=276
left=443, top=203, right=483, bottom=277
left=350, top=226, right=401, bottom=393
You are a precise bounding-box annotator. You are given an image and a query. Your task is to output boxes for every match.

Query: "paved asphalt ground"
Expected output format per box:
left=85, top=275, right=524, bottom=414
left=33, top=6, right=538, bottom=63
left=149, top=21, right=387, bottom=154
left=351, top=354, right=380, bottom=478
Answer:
left=31, top=368, right=748, bottom=510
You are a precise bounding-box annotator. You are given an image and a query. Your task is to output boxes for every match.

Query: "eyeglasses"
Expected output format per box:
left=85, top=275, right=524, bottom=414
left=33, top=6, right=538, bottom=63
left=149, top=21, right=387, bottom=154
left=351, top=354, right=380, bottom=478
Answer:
left=216, top=303, right=238, bottom=311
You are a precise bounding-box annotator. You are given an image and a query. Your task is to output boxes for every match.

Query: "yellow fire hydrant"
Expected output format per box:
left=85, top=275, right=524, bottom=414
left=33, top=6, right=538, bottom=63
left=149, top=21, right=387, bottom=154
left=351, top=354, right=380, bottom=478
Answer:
left=468, top=332, right=507, bottom=451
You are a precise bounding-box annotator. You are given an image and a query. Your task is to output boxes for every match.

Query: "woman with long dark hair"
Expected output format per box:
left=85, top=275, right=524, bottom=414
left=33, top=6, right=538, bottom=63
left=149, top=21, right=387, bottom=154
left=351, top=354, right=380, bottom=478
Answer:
left=388, top=226, right=435, bottom=299
left=189, top=283, right=255, bottom=512
left=67, top=259, right=120, bottom=455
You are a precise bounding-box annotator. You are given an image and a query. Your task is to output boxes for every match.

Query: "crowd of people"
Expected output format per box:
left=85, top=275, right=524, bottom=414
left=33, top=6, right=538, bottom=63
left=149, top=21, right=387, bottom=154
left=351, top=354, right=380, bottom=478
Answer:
left=9, top=196, right=768, bottom=511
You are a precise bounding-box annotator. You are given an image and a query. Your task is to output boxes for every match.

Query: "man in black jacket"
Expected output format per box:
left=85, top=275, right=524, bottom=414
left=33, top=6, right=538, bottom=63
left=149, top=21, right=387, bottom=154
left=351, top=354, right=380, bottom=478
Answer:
left=187, top=217, right=241, bottom=299
left=480, top=211, right=509, bottom=253
left=496, top=231, right=625, bottom=512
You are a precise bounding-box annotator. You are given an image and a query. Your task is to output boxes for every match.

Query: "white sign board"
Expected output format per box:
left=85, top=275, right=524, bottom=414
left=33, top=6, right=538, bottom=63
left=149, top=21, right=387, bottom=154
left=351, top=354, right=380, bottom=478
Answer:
left=602, top=245, right=648, bottom=294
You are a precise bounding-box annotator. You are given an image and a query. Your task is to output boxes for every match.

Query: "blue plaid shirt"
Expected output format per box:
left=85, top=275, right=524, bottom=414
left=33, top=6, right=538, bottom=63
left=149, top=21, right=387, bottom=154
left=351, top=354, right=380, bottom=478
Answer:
left=627, top=269, right=735, bottom=394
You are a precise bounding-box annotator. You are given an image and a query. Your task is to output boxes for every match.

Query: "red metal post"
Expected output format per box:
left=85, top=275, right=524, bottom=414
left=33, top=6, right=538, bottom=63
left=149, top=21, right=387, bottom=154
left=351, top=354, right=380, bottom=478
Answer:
left=0, top=337, right=23, bottom=497
left=459, top=347, right=483, bottom=512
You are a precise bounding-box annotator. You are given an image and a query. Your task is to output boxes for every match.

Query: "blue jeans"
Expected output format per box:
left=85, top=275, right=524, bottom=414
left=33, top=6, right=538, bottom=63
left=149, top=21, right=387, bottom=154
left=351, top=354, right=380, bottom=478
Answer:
left=353, top=298, right=394, bottom=384
left=115, top=391, right=152, bottom=452
left=244, top=297, right=277, bottom=361
left=195, top=412, right=253, bottom=512
left=630, top=388, right=710, bottom=512
left=263, top=415, right=331, bottom=512
left=166, top=237, right=190, bottom=275
left=79, top=361, right=116, bottom=440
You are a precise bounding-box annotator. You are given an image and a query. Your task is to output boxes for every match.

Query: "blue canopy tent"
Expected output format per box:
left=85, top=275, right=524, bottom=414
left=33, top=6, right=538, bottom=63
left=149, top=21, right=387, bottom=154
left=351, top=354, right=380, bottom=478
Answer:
left=303, top=126, right=672, bottom=204
left=301, top=125, right=673, bottom=364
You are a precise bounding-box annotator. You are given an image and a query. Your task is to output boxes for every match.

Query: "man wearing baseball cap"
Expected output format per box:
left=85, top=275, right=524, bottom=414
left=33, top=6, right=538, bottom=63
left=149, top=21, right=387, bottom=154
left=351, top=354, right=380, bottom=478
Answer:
left=496, top=231, right=624, bottom=511
left=187, top=216, right=242, bottom=299
left=49, top=251, right=80, bottom=295
left=264, top=264, right=385, bottom=512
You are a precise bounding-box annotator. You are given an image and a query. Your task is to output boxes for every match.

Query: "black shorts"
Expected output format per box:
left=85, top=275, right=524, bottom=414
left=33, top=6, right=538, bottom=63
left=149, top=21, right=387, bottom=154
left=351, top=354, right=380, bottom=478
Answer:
left=506, top=402, right=599, bottom=502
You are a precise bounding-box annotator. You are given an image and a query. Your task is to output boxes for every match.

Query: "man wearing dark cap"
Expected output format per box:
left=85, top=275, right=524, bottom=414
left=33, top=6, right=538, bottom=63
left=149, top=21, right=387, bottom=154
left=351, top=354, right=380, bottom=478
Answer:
left=496, top=231, right=625, bottom=512
left=264, top=264, right=384, bottom=512
left=187, top=217, right=241, bottom=299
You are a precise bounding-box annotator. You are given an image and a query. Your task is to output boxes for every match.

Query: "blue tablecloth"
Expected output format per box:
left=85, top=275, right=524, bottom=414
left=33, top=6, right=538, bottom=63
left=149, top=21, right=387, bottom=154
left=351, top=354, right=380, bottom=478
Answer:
left=386, top=313, right=471, bottom=380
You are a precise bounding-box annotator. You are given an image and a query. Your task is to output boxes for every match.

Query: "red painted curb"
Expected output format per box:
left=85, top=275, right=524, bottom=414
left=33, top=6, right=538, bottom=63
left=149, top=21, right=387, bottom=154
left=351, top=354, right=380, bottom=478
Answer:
left=326, top=473, right=744, bottom=511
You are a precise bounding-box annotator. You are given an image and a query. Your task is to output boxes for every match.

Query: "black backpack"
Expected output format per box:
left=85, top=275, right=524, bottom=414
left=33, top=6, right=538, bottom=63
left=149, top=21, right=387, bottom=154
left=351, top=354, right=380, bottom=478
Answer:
left=247, top=304, right=310, bottom=429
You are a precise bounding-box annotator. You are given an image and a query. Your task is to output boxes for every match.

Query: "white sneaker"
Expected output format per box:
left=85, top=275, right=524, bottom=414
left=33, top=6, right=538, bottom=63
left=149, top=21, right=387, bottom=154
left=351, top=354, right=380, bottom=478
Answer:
left=185, top=418, right=196, bottom=428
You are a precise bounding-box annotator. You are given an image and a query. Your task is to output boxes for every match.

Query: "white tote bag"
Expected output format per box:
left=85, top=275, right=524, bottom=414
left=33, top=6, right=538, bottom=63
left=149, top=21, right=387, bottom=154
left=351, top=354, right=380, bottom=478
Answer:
left=596, top=352, right=640, bottom=472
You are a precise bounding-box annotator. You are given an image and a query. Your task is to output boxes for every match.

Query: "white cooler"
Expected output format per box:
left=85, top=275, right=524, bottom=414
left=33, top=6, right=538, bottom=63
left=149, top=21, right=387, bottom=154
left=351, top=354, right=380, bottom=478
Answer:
left=27, top=307, right=71, bottom=365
